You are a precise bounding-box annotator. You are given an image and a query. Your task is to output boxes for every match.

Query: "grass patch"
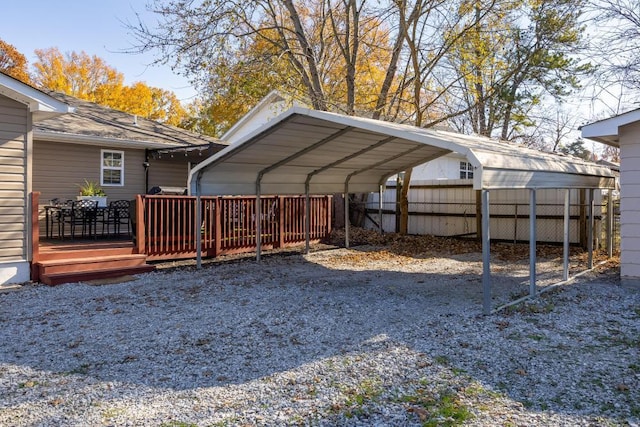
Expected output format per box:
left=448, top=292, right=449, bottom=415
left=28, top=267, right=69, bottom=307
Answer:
left=398, top=387, right=473, bottom=427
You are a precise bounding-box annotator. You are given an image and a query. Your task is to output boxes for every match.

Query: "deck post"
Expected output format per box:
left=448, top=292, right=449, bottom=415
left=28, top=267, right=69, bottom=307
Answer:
left=135, top=195, right=145, bottom=255
left=563, top=189, right=570, bottom=281
left=344, top=181, right=350, bottom=248
left=607, top=188, right=614, bottom=258
left=482, top=189, right=491, bottom=315
left=587, top=188, right=595, bottom=269
left=378, top=185, right=384, bottom=234
left=256, top=181, right=262, bottom=262
left=529, top=189, right=537, bottom=297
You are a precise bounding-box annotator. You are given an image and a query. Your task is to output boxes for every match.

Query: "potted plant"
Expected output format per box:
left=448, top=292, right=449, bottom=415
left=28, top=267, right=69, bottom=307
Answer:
left=77, top=179, right=107, bottom=207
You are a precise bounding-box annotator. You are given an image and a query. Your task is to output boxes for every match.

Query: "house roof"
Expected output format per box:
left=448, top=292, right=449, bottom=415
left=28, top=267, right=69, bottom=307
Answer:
left=0, top=72, right=72, bottom=121
left=580, top=107, right=640, bottom=146
left=189, top=107, right=616, bottom=196
left=34, top=91, right=228, bottom=151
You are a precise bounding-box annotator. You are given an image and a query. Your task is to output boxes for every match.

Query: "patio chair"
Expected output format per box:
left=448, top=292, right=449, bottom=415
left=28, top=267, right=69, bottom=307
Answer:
left=62, top=200, right=98, bottom=240
left=102, top=200, right=131, bottom=237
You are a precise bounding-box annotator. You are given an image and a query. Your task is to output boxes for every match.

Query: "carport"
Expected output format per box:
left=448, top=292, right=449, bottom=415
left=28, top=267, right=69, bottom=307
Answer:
left=189, top=107, right=616, bottom=314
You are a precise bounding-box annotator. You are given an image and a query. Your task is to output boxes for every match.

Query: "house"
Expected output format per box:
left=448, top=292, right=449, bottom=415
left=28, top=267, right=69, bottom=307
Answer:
left=0, top=72, right=227, bottom=286
left=33, top=90, right=227, bottom=211
left=0, top=73, right=71, bottom=285
left=581, top=108, right=640, bottom=286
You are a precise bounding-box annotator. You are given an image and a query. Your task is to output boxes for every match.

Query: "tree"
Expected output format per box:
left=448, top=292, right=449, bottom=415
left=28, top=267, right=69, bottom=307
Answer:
left=134, top=0, right=584, bottom=233
left=32, top=48, right=186, bottom=125
left=559, top=138, right=593, bottom=160
left=446, top=0, right=590, bottom=141
left=591, top=0, right=640, bottom=92
left=0, top=39, right=30, bottom=83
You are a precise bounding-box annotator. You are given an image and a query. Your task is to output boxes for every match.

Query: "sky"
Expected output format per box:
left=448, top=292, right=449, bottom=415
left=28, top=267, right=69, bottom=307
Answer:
left=2, top=0, right=198, bottom=102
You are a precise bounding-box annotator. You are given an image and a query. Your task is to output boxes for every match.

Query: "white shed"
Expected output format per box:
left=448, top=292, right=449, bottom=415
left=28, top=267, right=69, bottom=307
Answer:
left=582, top=109, right=640, bottom=286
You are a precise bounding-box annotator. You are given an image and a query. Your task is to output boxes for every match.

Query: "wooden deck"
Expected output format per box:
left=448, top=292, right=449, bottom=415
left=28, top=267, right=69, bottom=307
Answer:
left=35, top=238, right=154, bottom=286
left=30, top=193, right=332, bottom=285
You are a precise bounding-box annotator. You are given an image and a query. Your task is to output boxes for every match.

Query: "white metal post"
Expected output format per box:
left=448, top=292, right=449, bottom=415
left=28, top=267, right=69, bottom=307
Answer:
left=587, top=188, right=595, bottom=269
left=607, top=188, right=614, bottom=258
left=256, top=182, right=262, bottom=262
left=482, top=189, right=491, bottom=315
left=529, top=189, right=537, bottom=297
left=344, top=182, right=350, bottom=248
left=378, top=185, right=384, bottom=234
left=195, top=172, right=203, bottom=269
left=196, top=194, right=202, bottom=269
left=563, top=189, right=570, bottom=281
left=305, top=181, right=311, bottom=254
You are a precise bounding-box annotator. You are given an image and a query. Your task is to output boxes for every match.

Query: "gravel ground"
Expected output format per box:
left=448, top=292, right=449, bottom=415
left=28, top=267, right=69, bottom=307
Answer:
left=0, top=244, right=638, bottom=426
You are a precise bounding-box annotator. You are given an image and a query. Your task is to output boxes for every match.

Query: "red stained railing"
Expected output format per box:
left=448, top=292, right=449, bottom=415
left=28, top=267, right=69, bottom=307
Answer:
left=136, top=195, right=332, bottom=260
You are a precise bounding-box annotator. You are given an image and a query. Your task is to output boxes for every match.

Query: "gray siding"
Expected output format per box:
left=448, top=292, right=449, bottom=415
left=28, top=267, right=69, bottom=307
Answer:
left=33, top=140, right=146, bottom=202
left=0, top=95, right=28, bottom=260
left=32, top=141, right=192, bottom=235
left=33, top=141, right=146, bottom=234
left=148, top=159, right=189, bottom=191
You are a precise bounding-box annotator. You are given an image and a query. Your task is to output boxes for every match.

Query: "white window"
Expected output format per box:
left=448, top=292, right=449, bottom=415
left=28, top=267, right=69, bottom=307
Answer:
left=459, top=161, right=474, bottom=180
left=101, top=150, right=124, bottom=186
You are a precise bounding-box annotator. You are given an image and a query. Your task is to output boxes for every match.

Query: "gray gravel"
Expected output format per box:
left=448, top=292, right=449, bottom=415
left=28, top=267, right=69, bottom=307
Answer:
left=0, top=247, right=638, bottom=426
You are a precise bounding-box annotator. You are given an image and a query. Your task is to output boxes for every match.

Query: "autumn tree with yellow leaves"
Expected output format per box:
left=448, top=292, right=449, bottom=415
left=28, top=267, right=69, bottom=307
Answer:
left=0, top=39, right=31, bottom=84
left=31, top=47, right=186, bottom=126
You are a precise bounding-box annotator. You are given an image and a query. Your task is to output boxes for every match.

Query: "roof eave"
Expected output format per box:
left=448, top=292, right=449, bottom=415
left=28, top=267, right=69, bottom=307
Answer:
left=33, top=130, right=188, bottom=150
left=0, top=74, right=73, bottom=121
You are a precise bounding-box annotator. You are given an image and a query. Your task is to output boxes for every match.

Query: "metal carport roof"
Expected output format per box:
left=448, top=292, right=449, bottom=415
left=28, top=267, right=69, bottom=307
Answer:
left=188, top=107, right=615, bottom=196
left=188, top=107, right=617, bottom=315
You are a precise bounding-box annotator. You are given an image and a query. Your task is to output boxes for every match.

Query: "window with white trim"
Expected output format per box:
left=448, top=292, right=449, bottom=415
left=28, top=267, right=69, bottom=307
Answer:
left=101, top=150, right=124, bottom=186
left=459, top=161, right=474, bottom=179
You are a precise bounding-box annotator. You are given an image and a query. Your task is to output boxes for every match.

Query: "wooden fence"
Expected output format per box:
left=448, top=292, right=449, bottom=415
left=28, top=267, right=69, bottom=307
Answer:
left=135, top=195, right=332, bottom=260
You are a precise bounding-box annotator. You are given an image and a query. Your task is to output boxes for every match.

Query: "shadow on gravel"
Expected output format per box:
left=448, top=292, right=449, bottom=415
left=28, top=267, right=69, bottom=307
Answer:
left=0, top=248, right=635, bottom=425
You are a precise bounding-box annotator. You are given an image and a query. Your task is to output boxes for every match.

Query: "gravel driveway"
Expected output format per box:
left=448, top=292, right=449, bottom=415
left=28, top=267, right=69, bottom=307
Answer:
left=0, top=246, right=638, bottom=426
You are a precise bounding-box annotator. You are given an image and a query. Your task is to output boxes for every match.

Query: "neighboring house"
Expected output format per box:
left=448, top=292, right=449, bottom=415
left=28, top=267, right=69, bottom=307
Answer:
left=0, top=72, right=227, bottom=285
left=582, top=109, right=640, bottom=286
left=0, top=73, right=71, bottom=285
left=222, top=90, right=307, bottom=144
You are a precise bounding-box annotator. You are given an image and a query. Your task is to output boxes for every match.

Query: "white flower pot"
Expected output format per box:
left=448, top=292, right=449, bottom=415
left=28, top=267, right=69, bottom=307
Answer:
left=77, top=196, right=107, bottom=207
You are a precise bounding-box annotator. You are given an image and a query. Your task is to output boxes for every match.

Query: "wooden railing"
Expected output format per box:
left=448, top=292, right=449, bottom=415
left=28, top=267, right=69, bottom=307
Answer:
left=136, top=195, right=332, bottom=260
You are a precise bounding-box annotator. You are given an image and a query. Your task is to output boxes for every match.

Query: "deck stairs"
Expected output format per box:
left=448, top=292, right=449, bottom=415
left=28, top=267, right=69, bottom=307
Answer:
left=35, top=242, right=155, bottom=286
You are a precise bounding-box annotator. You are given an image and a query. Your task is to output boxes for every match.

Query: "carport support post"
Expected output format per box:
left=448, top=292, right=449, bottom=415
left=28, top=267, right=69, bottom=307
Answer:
left=196, top=194, right=202, bottom=269
left=529, top=189, right=537, bottom=297
left=344, top=181, right=350, bottom=248
left=607, top=189, right=614, bottom=258
left=481, top=189, right=491, bottom=315
left=378, top=185, right=384, bottom=234
left=305, top=182, right=311, bottom=254
left=256, top=181, right=262, bottom=262
left=588, top=188, right=594, bottom=269
left=563, top=189, right=570, bottom=281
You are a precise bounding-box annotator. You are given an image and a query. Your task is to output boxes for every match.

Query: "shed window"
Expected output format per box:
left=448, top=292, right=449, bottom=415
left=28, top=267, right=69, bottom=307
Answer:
left=101, top=150, right=124, bottom=186
left=460, top=161, right=474, bottom=179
